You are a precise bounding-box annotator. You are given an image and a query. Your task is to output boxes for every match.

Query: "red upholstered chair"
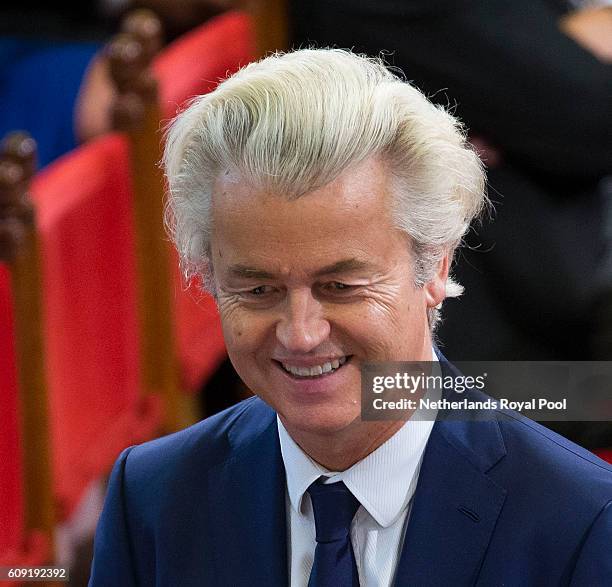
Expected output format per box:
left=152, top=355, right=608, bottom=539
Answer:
left=155, top=10, right=256, bottom=120
left=1, top=130, right=164, bottom=577
left=30, top=133, right=163, bottom=519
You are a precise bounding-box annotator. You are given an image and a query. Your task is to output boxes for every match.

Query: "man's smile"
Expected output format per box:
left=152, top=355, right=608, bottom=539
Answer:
left=275, top=356, right=351, bottom=379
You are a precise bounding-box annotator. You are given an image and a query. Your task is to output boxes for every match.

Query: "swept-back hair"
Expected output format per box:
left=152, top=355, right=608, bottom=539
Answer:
left=163, top=48, right=487, bottom=328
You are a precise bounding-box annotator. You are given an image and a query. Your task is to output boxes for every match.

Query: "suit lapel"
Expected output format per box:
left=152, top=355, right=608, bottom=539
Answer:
left=394, top=418, right=507, bottom=586
left=207, top=415, right=288, bottom=587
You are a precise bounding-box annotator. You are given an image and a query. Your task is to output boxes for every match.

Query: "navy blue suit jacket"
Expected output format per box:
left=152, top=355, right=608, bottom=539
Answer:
left=89, top=388, right=612, bottom=586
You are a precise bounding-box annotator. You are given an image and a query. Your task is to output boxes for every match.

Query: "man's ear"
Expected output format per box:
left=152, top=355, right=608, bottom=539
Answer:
left=424, top=252, right=450, bottom=308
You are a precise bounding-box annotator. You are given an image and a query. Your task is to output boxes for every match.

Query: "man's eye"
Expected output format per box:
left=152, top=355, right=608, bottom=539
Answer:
left=325, top=282, right=353, bottom=292
left=248, top=285, right=272, bottom=296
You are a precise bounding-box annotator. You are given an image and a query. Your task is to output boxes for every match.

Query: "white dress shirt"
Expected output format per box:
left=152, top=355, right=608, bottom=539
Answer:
left=278, top=351, right=439, bottom=586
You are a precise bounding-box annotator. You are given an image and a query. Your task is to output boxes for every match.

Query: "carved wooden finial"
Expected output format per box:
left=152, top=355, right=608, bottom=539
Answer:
left=108, top=9, right=164, bottom=131
left=121, top=8, right=164, bottom=62
left=3, top=131, right=37, bottom=178
left=0, top=132, right=37, bottom=263
left=107, top=33, right=149, bottom=94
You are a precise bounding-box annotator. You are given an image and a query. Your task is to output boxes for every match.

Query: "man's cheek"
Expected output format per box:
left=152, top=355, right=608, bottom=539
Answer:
left=220, top=307, right=267, bottom=353
left=218, top=303, right=249, bottom=347
left=223, top=325, right=247, bottom=352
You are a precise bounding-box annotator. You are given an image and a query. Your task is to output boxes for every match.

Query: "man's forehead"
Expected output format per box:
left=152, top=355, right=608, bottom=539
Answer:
left=212, top=156, right=391, bottom=205
left=209, top=156, right=412, bottom=280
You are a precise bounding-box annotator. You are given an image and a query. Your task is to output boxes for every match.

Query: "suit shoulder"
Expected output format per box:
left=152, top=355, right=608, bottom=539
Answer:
left=120, top=396, right=275, bottom=486
left=494, top=410, right=612, bottom=503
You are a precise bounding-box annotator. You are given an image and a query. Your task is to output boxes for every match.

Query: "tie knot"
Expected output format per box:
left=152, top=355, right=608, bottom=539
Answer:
left=307, top=479, right=360, bottom=543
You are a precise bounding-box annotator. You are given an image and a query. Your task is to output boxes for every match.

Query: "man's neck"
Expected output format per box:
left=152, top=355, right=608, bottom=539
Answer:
left=281, top=418, right=407, bottom=471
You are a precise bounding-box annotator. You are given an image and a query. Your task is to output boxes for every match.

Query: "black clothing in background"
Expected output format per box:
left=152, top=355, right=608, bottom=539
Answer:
left=290, top=0, right=612, bottom=361
left=0, top=2, right=114, bottom=42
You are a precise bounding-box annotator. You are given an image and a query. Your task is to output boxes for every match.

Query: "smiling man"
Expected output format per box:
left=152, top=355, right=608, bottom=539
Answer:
left=89, top=49, right=612, bottom=586
left=211, top=155, right=448, bottom=471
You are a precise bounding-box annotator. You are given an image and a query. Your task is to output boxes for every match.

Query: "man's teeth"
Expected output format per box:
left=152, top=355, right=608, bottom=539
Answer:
left=282, top=357, right=347, bottom=377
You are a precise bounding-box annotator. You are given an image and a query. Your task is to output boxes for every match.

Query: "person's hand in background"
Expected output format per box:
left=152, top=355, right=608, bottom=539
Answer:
left=561, top=6, right=612, bottom=62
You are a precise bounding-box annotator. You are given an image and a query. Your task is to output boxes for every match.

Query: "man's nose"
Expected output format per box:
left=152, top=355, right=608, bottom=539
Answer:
left=275, top=288, right=330, bottom=353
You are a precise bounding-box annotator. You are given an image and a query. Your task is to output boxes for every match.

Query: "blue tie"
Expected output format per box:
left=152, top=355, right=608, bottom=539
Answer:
left=307, top=479, right=361, bottom=587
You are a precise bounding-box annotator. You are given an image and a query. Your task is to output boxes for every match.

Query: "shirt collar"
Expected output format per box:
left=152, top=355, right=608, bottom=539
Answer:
left=278, top=348, right=438, bottom=528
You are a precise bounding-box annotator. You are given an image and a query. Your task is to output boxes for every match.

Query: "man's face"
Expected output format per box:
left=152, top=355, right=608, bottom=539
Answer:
left=211, top=156, right=446, bottom=438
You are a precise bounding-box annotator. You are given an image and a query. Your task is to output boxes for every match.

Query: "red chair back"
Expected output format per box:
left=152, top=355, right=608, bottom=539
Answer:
left=30, top=134, right=163, bottom=518
left=155, top=11, right=255, bottom=119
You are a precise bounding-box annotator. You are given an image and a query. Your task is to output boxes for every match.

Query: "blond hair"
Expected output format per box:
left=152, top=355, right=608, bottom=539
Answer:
left=163, top=48, right=486, bottom=329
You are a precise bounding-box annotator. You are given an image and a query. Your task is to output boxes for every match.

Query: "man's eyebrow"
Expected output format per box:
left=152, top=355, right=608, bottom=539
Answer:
left=228, top=258, right=375, bottom=280
left=228, top=265, right=276, bottom=279
left=313, top=258, right=375, bottom=277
